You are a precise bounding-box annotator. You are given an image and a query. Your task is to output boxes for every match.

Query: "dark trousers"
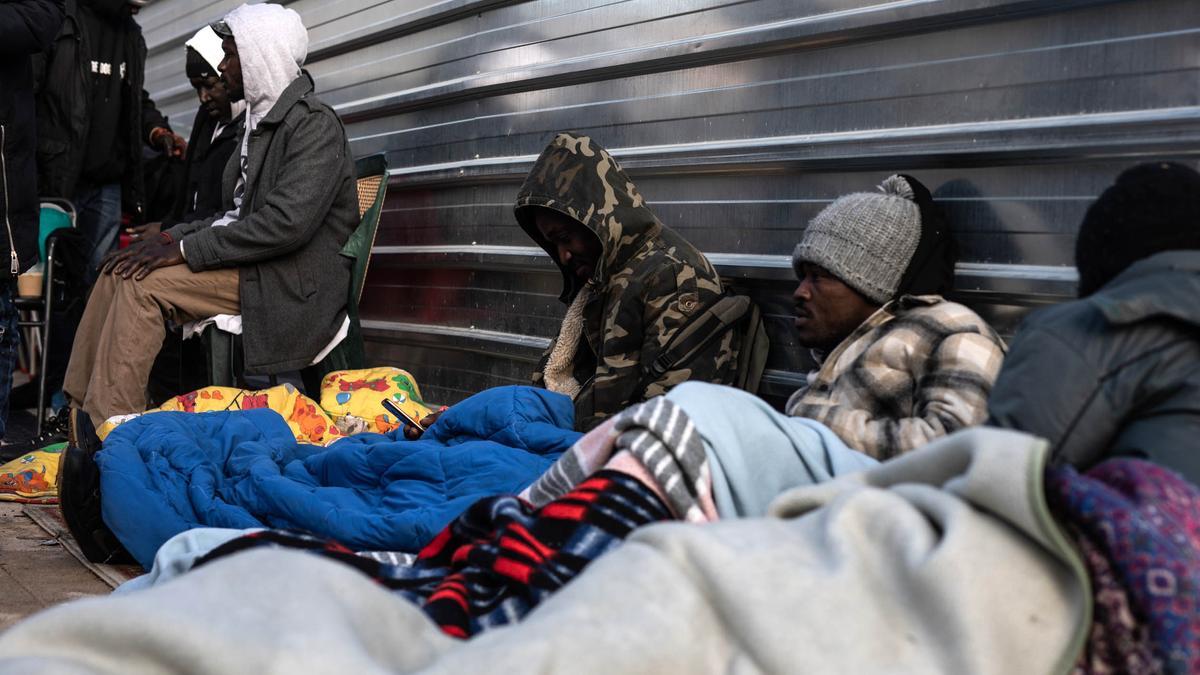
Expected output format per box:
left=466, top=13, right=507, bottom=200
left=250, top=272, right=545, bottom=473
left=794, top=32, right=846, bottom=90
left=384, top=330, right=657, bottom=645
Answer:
left=0, top=282, right=20, bottom=439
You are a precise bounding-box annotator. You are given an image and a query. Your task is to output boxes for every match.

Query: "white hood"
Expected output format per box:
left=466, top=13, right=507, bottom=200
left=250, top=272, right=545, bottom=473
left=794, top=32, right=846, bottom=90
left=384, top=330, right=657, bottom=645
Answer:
left=223, top=3, right=309, bottom=121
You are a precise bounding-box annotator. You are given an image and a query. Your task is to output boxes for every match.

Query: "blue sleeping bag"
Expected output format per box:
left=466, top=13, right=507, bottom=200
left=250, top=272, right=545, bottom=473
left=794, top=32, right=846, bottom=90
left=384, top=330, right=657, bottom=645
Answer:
left=98, top=386, right=581, bottom=568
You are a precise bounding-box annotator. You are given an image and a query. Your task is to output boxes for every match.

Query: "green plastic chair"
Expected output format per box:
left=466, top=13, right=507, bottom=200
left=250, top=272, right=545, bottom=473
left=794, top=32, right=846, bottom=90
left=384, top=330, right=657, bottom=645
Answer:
left=39, top=202, right=74, bottom=262
left=205, top=154, right=389, bottom=397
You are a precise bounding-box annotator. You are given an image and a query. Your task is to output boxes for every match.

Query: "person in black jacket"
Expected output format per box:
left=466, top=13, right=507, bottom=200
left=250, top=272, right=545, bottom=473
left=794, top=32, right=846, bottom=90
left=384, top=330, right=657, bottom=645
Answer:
left=32, top=0, right=186, bottom=425
left=988, top=162, right=1200, bottom=485
left=33, top=0, right=185, bottom=285
left=0, top=0, right=64, bottom=441
left=125, top=25, right=246, bottom=239
left=171, top=25, right=246, bottom=227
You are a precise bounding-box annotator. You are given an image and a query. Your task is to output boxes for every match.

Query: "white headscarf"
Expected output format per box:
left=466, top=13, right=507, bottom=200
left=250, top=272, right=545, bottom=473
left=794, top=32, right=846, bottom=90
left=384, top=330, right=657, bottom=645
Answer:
left=184, top=25, right=225, bottom=73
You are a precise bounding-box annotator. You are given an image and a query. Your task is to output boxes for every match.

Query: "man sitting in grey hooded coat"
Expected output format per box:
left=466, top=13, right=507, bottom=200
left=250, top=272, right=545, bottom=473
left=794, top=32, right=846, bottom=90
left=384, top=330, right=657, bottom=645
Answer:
left=64, top=4, right=358, bottom=436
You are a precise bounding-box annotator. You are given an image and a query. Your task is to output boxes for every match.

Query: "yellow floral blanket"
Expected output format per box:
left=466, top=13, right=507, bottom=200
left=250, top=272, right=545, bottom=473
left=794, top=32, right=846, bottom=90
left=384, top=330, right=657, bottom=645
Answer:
left=98, top=368, right=434, bottom=446
left=0, top=443, right=65, bottom=504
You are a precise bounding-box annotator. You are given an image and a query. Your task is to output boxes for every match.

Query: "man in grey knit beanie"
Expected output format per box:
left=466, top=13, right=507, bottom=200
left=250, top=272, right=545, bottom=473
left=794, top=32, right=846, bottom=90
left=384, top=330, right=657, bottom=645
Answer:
left=794, top=176, right=922, bottom=305
left=786, top=175, right=1006, bottom=460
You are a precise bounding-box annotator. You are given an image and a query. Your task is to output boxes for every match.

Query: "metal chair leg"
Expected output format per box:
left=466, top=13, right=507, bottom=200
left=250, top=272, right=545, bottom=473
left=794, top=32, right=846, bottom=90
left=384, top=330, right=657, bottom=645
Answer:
left=34, top=238, right=57, bottom=437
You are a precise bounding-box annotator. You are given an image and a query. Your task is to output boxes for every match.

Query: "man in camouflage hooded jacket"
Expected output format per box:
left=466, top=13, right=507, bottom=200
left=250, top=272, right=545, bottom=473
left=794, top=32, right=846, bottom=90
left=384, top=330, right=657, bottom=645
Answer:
left=517, top=132, right=736, bottom=431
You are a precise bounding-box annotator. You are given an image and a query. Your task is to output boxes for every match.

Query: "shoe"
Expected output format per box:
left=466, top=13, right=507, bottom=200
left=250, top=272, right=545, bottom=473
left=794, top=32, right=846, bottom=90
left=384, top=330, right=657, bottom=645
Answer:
left=65, top=407, right=98, bottom=455
left=0, top=430, right=68, bottom=464
left=43, top=410, right=70, bottom=438
left=58, top=409, right=134, bottom=565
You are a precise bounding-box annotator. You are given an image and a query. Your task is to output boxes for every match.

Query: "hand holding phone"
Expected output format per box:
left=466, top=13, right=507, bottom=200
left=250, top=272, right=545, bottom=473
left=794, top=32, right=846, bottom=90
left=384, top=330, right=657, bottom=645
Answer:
left=382, top=398, right=427, bottom=430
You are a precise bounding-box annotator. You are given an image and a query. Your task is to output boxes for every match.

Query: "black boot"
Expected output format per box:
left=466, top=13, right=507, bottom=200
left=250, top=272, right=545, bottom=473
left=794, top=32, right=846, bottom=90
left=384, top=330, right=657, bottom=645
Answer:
left=59, top=409, right=134, bottom=565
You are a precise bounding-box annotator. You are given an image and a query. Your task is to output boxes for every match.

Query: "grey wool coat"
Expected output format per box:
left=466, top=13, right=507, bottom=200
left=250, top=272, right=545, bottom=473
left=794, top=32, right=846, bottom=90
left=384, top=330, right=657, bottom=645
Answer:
left=166, top=73, right=358, bottom=374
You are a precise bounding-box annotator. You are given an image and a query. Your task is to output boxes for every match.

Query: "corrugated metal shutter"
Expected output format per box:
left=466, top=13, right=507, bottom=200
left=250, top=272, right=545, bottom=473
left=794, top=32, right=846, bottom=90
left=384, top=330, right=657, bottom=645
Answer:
left=141, top=0, right=1200, bottom=406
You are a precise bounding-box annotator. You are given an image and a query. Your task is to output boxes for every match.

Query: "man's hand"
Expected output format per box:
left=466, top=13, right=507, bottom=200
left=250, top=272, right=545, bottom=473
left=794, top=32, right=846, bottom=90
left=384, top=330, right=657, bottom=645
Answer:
left=402, top=409, right=446, bottom=440
left=150, top=127, right=187, bottom=159
left=99, top=240, right=152, bottom=276
left=103, top=240, right=184, bottom=281
left=125, top=221, right=162, bottom=242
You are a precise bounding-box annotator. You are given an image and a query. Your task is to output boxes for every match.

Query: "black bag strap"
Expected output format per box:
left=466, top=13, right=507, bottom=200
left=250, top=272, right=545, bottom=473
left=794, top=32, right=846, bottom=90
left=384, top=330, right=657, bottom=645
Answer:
left=733, top=301, right=769, bottom=395
left=645, top=294, right=752, bottom=383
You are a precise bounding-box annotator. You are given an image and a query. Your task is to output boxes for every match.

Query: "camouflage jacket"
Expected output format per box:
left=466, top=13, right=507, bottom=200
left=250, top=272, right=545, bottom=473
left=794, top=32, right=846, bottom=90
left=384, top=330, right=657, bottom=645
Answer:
left=517, top=132, right=736, bottom=431
left=786, top=296, right=1006, bottom=460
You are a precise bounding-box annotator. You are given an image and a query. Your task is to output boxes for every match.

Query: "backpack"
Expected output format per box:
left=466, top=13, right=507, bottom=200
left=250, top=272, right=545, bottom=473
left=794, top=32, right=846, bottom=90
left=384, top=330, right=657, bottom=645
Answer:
left=642, top=290, right=770, bottom=397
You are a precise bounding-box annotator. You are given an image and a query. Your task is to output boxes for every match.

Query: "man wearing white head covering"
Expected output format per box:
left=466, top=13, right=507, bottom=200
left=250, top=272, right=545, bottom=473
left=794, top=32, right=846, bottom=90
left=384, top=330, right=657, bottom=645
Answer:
left=61, top=3, right=358, bottom=509
left=153, top=25, right=247, bottom=226
left=129, top=26, right=249, bottom=401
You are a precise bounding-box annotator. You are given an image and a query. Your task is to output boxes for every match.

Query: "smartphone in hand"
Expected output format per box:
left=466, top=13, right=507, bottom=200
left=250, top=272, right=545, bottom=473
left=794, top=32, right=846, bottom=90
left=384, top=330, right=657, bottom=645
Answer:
left=382, top=398, right=428, bottom=430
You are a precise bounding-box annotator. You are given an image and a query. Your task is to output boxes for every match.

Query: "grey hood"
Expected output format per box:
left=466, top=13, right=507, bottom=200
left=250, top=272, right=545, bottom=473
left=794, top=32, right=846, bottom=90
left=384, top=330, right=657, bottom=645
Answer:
left=224, top=4, right=308, bottom=124
left=1091, top=249, right=1200, bottom=328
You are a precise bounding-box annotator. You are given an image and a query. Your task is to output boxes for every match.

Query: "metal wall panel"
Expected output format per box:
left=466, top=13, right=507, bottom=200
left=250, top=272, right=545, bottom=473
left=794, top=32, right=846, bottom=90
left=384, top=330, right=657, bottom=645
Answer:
left=141, top=0, right=1200, bottom=406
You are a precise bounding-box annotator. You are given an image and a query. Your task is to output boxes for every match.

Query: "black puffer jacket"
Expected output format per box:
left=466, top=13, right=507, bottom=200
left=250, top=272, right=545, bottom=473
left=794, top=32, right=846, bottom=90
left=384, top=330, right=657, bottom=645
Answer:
left=32, top=0, right=167, bottom=222
left=0, top=0, right=64, bottom=275
left=988, top=250, right=1200, bottom=484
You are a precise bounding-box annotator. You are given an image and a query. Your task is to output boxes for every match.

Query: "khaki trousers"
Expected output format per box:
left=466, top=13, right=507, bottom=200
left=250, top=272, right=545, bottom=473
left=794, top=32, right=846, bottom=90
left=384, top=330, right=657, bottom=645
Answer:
left=64, top=264, right=240, bottom=427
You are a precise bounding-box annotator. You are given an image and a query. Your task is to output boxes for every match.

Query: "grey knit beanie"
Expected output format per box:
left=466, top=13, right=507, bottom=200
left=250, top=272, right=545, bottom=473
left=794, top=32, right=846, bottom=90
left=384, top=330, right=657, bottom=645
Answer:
left=792, top=175, right=922, bottom=304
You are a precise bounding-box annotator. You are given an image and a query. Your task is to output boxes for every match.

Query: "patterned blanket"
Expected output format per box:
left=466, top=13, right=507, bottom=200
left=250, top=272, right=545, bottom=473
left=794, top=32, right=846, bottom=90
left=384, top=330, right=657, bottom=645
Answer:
left=523, top=397, right=715, bottom=521
left=194, top=470, right=670, bottom=638
left=0, top=443, right=64, bottom=504
left=1048, top=459, right=1200, bottom=675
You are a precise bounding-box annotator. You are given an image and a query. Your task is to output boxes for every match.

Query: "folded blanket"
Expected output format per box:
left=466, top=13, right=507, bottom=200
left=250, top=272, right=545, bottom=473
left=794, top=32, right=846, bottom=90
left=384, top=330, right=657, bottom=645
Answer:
left=665, top=381, right=878, bottom=517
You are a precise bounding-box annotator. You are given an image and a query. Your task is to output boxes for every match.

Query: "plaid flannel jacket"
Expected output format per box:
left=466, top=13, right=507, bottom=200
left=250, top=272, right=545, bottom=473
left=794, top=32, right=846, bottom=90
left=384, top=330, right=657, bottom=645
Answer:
left=786, top=296, right=1006, bottom=460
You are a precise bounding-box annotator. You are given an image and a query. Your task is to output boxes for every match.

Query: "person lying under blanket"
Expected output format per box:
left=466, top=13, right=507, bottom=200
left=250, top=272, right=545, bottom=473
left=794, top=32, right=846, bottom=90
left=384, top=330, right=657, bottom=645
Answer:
left=1, top=402, right=1194, bottom=674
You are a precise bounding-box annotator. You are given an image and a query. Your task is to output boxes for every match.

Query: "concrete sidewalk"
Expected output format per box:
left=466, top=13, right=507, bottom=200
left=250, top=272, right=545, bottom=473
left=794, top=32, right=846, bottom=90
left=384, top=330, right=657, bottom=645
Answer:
left=0, top=503, right=111, bottom=631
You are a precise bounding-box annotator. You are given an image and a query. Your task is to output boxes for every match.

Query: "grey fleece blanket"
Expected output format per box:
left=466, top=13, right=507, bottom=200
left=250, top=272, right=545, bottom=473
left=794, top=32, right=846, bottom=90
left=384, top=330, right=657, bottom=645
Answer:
left=0, top=428, right=1089, bottom=675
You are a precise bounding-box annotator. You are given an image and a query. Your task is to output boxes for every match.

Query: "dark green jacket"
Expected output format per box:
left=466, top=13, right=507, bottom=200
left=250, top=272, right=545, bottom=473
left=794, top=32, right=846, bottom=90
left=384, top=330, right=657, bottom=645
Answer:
left=166, top=74, right=358, bottom=374
left=988, top=250, right=1200, bottom=484
left=517, top=132, right=736, bottom=430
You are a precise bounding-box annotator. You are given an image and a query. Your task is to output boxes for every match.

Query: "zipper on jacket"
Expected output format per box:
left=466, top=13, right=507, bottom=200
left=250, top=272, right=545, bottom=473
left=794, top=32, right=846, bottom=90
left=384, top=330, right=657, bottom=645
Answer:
left=0, top=125, right=20, bottom=275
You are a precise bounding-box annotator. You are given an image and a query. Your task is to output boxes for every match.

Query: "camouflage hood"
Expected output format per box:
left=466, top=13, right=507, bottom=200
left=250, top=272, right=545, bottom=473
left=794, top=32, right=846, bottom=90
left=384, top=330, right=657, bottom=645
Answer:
left=516, top=133, right=662, bottom=303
